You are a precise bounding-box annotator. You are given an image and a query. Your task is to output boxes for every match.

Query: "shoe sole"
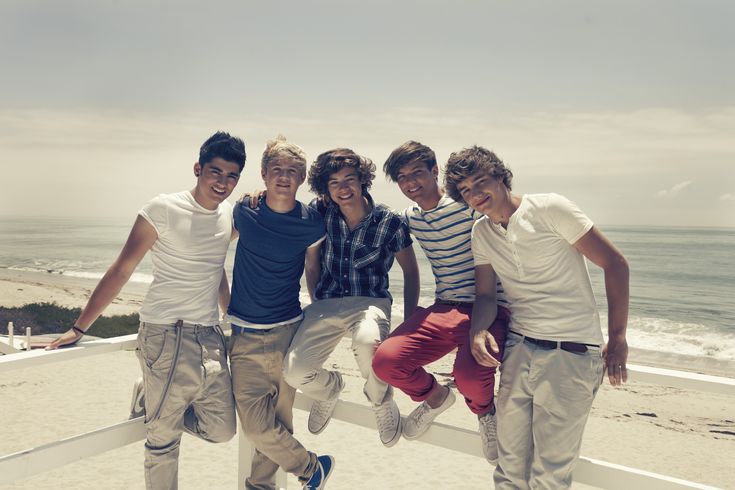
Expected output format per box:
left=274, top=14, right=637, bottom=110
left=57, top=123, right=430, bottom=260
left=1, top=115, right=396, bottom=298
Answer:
left=308, top=416, right=333, bottom=435
left=320, top=457, right=335, bottom=489
left=402, top=390, right=456, bottom=440
left=308, top=399, right=340, bottom=435
left=381, top=416, right=402, bottom=447
left=308, top=375, right=344, bottom=435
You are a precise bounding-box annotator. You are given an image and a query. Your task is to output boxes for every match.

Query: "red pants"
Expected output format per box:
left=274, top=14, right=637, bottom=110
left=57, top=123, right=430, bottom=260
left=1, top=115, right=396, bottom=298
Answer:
left=372, top=303, right=510, bottom=415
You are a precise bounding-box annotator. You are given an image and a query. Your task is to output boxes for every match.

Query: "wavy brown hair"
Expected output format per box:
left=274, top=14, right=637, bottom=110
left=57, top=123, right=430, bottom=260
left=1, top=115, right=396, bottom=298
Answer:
left=444, top=146, right=513, bottom=204
left=308, top=148, right=376, bottom=199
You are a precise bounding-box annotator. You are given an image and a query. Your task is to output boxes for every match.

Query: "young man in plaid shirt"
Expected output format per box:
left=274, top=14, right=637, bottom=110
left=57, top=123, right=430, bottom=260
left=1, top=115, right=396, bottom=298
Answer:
left=282, top=148, right=420, bottom=448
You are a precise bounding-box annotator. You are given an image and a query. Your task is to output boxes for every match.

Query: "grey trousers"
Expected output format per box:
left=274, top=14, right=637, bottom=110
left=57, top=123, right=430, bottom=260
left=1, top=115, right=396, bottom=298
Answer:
left=493, top=331, right=604, bottom=490
left=229, top=321, right=318, bottom=490
left=136, top=321, right=237, bottom=490
left=283, top=296, right=393, bottom=405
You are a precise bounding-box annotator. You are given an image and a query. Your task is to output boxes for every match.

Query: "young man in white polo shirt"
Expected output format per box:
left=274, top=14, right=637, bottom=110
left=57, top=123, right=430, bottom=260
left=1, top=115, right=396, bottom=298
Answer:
left=48, top=132, right=245, bottom=490
left=444, top=146, right=629, bottom=489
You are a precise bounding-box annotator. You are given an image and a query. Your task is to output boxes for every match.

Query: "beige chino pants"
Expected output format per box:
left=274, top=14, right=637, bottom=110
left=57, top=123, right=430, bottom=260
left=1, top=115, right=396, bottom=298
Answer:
left=283, top=297, right=393, bottom=405
left=229, top=321, right=318, bottom=490
left=136, top=321, right=237, bottom=490
left=494, top=331, right=604, bottom=490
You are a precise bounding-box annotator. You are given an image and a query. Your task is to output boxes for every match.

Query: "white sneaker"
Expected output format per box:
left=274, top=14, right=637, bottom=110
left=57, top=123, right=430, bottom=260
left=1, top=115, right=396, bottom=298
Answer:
left=402, top=386, right=456, bottom=440
left=308, top=372, right=344, bottom=435
left=128, top=378, right=145, bottom=420
left=479, top=409, right=498, bottom=464
left=372, top=397, right=401, bottom=447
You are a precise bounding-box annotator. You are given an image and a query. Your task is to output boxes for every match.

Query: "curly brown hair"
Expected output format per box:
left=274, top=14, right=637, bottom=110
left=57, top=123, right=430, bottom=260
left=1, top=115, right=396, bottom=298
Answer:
left=308, top=148, right=376, bottom=199
left=444, top=146, right=513, bottom=204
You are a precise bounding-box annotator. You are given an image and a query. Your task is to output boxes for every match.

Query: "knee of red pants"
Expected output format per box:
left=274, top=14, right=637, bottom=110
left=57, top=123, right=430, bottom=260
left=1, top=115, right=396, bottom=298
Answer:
left=453, top=364, right=496, bottom=414
left=372, top=340, right=401, bottom=383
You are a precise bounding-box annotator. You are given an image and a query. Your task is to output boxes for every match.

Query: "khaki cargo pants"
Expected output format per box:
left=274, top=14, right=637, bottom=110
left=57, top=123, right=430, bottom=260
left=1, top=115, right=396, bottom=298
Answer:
left=136, top=321, right=237, bottom=490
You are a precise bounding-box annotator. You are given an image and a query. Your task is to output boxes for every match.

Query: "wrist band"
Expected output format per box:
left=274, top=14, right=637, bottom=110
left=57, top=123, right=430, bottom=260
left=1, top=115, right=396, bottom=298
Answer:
left=72, top=326, right=87, bottom=336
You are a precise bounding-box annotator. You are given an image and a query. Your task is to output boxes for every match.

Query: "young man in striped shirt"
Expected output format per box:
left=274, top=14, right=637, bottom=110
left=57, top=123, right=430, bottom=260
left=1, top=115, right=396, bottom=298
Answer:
left=282, top=148, right=420, bottom=448
left=372, top=141, right=510, bottom=463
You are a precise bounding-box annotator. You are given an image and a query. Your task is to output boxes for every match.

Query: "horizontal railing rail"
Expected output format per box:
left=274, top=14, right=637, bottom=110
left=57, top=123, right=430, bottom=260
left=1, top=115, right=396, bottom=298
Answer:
left=0, top=337, right=729, bottom=489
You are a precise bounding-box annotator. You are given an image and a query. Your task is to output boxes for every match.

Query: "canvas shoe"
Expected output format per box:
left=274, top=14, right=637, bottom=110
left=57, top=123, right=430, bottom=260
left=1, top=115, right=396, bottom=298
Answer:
left=479, top=408, right=498, bottom=464
left=303, top=455, right=335, bottom=490
left=402, top=386, right=456, bottom=440
left=372, top=397, right=402, bottom=447
left=128, top=378, right=145, bottom=420
left=308, top=372, right=344, bottom=435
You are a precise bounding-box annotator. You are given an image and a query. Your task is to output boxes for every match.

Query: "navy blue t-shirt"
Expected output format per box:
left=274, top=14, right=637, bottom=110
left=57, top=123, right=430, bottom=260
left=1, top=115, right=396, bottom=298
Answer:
left=228, top=197, right=326, bottom=325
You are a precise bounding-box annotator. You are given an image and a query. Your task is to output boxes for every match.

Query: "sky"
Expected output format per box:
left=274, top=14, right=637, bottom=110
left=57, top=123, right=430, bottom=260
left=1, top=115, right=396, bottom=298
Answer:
left=1, top=0, right=733, bottom=227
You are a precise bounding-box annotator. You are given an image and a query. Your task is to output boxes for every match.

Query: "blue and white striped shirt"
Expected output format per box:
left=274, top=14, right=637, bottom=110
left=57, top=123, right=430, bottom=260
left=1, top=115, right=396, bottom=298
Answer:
left=314, top=194, right=412, bottom=301
left=404, top=195, right=508, bottom=305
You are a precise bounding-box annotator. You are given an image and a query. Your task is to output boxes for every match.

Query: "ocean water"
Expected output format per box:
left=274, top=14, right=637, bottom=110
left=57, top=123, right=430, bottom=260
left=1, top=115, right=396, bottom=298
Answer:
left=1, top=217, right=734, bottom=361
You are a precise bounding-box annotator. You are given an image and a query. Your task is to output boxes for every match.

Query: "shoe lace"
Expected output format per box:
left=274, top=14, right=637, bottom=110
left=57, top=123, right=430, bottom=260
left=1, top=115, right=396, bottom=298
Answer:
left=374, top=401, right=396, bottom=432
left=480, top=413, right=496, bottom=439
left=411, top=402, right=432, bottom=428
left=312, top=399, right=336, bottom=420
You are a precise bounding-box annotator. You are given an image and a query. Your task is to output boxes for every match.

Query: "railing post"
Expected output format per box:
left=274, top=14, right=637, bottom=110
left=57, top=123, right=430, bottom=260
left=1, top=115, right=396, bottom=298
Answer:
left=7, top=321, right=13, bottom=346
left=25, top=327, right=31, bottom=350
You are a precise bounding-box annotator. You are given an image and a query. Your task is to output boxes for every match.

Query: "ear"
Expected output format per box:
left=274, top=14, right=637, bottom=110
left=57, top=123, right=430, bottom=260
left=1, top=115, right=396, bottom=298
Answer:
left=431, top=165, right=439, bottom=179
left=194, top=162, right=202, bottom=177
left=261, top=167, right=267, bottom=180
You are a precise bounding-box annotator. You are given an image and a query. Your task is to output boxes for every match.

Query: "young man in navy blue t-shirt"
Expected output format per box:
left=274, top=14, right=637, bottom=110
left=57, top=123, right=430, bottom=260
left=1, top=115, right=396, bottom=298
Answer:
left=227, top=136, right=334, bottom=490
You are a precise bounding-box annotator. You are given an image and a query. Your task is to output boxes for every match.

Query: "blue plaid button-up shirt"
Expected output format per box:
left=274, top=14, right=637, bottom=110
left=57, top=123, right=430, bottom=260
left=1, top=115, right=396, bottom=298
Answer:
left=313, top=194, right=412, bottom=301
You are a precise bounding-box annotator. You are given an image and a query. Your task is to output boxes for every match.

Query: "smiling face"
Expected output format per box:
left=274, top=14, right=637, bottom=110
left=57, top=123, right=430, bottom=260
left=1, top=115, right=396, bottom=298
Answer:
left=262, top=157, right=305, bottom=200
left=395, top=160, right=441, bottom=209
left=192, top=157, right=241, bottom=209
left=455, top=169, right=509, bottom=218
left=327, top=167, right=364, bottom=209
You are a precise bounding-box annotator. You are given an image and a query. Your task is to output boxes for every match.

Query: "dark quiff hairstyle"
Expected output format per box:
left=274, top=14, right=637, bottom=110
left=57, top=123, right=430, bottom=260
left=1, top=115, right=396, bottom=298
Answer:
left=383, top=141, right=437, bottom=182
left=308, top=148, right=376, bottom=199
left=199, top=131, right=247, bottom=171
left=444, top=146, right=513, bottom=204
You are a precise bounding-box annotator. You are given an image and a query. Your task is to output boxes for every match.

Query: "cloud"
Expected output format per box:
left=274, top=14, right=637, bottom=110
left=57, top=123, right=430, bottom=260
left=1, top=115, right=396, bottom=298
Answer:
left=720, top=193, right=735, bottom=201
left=656, top=181, right=692, bottom=198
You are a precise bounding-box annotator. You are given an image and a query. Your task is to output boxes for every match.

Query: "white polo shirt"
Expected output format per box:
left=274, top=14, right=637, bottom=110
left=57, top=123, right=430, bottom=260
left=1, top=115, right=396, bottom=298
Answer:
left=471, top=193, right=602, bottom=344
left=138, top=191, right=232, bottom=325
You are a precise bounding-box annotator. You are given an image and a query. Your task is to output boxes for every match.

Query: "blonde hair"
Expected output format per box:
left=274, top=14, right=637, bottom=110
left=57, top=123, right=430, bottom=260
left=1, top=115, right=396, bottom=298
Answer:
left=261, top=135, right=307, bottom=177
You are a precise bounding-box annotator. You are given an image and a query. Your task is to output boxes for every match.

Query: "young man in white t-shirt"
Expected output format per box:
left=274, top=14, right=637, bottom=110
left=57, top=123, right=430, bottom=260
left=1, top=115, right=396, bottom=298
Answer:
left=48, top=131, right=245, bottom=490
left=444, top=146, right=629, bottom=489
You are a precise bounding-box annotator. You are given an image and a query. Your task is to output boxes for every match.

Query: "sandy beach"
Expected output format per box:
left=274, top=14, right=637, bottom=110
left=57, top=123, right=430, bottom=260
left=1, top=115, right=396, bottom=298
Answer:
left=1, top=268, right=733, bottom=489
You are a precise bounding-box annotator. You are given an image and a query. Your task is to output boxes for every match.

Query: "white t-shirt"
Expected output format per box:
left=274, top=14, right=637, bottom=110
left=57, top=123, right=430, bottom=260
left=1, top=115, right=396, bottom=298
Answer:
left=138, top=191, right=232, bottom=325
left=471, top=193, right=602, bottom=344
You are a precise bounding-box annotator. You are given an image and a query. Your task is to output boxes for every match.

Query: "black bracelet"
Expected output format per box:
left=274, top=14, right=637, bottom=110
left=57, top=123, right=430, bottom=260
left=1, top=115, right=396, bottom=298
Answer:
left=72, top=326, right=87, bottom=336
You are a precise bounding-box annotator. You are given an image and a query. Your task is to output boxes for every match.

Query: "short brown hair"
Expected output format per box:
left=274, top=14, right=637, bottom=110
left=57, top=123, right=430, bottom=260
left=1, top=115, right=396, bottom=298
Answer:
left=383, top=141, right=437, bottom=182
left=308, top=148, right=376, bottom=199
left=444, top=146, right=513, bottom=204
left=261, top=135, right=307, bottom=177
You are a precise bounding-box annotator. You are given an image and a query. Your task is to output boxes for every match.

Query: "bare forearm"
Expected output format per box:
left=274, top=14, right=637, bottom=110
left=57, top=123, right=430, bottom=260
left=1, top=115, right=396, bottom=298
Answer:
left=605, top=257, right=630, bottom=340
left=218, top=271, right=230, bottom=316
left=470, top=295, right=497, bottom=336
left=402, top=272, right=420, bottom=319
left=75, top=266, right=133, bottom=329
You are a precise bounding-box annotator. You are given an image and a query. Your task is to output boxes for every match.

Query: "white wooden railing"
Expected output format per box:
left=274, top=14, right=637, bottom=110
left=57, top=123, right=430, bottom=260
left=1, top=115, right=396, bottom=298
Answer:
left=1, top=335, right=732, bottom=489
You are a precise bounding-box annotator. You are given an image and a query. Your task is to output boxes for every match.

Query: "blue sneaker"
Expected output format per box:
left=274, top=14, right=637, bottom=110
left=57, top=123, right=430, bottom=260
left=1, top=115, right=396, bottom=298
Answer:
left=303, top=455, right=335, bottom=490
